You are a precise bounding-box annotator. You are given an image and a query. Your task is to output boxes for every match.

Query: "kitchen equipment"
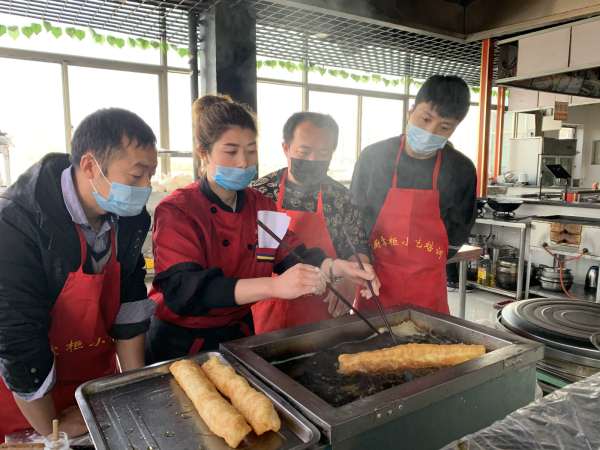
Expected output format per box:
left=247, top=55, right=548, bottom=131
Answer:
left=476, top=198, right=487, bottom=218
left=75, top=351, right=320, bottom=450
left=223, top=307, right=542, bottom=450
left=585, top=266, right=599, bottom=293
left=500, top=299, right=599, bottom=345
left=486, top=198, right=523, bottom=218
left=517, top=173, right=529, bottom=184
left=498, top=299, right=600, bottom=389
left=538, top=266, right=573, bottom=292
left=591, top=332, right=600, bottom=351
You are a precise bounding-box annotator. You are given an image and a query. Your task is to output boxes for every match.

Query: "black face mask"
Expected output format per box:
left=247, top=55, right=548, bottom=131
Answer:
left=290, top=158, right=330, bottom=185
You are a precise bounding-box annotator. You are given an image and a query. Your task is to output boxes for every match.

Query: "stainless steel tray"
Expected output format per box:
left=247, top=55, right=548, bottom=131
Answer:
left=75, top=351, right=320, bottom=450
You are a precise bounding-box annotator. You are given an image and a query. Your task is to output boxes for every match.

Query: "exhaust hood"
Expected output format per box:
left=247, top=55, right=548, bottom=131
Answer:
left=496, top=18, right=600, bottom=100
left=498, top=67, right=600, bottom=99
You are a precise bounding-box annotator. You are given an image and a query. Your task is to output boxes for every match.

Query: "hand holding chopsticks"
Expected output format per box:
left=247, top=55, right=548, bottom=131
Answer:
left=341, top=228, right=397, bottom=345
left=327, top=258, right=381, bottom=299
left=257, top=219, right=383, bottom=336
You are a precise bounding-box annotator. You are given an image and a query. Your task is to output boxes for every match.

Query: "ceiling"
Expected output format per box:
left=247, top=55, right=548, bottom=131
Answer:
left=0, top=0, right=489, bottom=85
left=254, top=0, right=484, bottom=85
left=0, top=0, right=218, bottom=48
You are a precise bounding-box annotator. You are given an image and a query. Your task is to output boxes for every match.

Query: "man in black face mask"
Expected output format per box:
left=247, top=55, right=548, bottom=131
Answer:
left=251, top=112, right=370, bottom=332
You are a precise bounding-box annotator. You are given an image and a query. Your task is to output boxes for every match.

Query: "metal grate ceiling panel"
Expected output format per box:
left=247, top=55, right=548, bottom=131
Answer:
left=0, top=0, right=488, bottom=86
left=254, top=0, right=484, bottom=86
left=0, top=0, right=219, bottom=47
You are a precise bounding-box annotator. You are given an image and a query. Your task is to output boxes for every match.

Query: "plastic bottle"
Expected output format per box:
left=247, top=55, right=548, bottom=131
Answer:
left=489, top=259, right=497, bottom=288
left=477, top=255, right=491, bottom=286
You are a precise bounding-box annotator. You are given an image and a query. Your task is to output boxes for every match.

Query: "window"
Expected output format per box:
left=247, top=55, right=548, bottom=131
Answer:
left=449, top=105, right=480, bottom=164
left=257, top=57, right=303, bottom=82
left=500, top=112, right=515, bottom=174
left=0, top=57, right=65, bottom=180
left=592, top=141, right=600, bottom=165
left=308, top=65, right=405, bottom=94
left=361, top=97, right=404, bottom=149
left=516, top=112, right=536, bottom=138
left=154, top=72, right=196, bottom=183
left=0, top=14, right=161, bottom=65
left=256, top=82, right=303, bottom=176
left=309, top=91, right=358, bottom=184
left=69, top=66, right=161, bottom=143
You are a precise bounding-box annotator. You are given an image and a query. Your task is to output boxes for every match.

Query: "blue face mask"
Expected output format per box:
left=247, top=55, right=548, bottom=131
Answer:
left=406, top=123, right=448, bottom=155
left=214, top=165, right=257, bottom=191
left=91, top=159, right=152, bottom=217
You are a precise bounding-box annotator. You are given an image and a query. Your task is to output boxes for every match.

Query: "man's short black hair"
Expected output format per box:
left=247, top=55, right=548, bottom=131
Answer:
left=414, top=75, right=471, bottom=121
left=70, top=108, right=156, bottom=169
left=283, top=112, right=339, bottom=148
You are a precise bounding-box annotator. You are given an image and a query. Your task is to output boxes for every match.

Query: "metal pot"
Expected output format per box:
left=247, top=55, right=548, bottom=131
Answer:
left=540, top=266, right=573, bottom=280
left=539, top=267, right=573, bottom=291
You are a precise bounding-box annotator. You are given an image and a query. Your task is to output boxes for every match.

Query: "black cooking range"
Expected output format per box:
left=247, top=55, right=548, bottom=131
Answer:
left=498, top=298, right=600, bottom=391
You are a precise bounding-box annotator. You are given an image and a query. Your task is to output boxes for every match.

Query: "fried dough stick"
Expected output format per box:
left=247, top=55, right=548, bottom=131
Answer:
left=338, top=343, right=486, bottom=375
left=202, top=356, right=281, bottom=435
left=170, top=359, right=252, bottom=448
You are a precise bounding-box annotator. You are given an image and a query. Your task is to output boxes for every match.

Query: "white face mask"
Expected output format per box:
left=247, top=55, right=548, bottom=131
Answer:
left=406, top=123, right=448, bottom=155
left=90, top=157, right=152, bottom=217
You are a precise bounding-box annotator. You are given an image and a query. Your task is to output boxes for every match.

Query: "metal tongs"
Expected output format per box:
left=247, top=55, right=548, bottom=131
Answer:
left=257, top=219, right=382, bottom=337
left=342, top=228, right=397, bottom=344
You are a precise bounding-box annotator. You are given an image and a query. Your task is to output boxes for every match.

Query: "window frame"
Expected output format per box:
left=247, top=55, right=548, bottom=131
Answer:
left=0, top=43, right=191, bottom=178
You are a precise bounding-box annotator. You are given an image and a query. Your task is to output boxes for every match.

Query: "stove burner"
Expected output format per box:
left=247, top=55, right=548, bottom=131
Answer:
left=501, top=299, right=600, bottom=345
left=272, top=332, right=457, bottom=407
left=493, top=211, right=516, bottom=219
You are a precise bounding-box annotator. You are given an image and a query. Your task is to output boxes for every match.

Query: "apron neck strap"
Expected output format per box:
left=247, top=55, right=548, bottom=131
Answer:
left=278, top=169, right=324, bottom=212
left=74, top=225, right=88, bottom=264
left=431, top=149, right=443, bottom=190
left=391, top=136, right=405, bottom=188
left=393, top=135, right=443, bottom=191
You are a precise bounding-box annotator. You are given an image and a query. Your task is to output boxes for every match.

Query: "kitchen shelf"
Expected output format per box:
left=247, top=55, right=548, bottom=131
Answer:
left=473, top=217, right=530, bottom=300
left=528, top=282, right=598, bottom=302
left=467, top=281, right=519, bottom=299
left=530, top=245, right=600, bottom=262
left=476, top=217, right=529, bottom=229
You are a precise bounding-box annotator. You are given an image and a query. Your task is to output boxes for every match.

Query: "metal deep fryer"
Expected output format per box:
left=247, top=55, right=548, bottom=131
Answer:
left=222, top=306, right=543, bottom=450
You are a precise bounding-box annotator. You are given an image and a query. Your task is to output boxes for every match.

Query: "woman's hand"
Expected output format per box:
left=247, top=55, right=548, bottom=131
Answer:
left=272, top=264, right=327, bottom=299
left=325, top=259, right=381, bottom=298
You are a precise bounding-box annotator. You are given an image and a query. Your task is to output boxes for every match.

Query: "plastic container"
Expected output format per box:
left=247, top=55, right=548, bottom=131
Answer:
left=44, top=432, right=70, bottom=450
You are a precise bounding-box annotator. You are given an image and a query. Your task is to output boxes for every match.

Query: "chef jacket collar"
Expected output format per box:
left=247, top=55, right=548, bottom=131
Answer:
left=200, top=176, right=246, bottom=213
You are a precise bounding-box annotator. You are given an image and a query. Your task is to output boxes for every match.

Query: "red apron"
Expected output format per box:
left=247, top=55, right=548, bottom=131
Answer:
left=0, top=226, right=121, bottom=441
left=356, top=136, right=449, bottom=314
left=252, top=170, right=337, bottom=334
